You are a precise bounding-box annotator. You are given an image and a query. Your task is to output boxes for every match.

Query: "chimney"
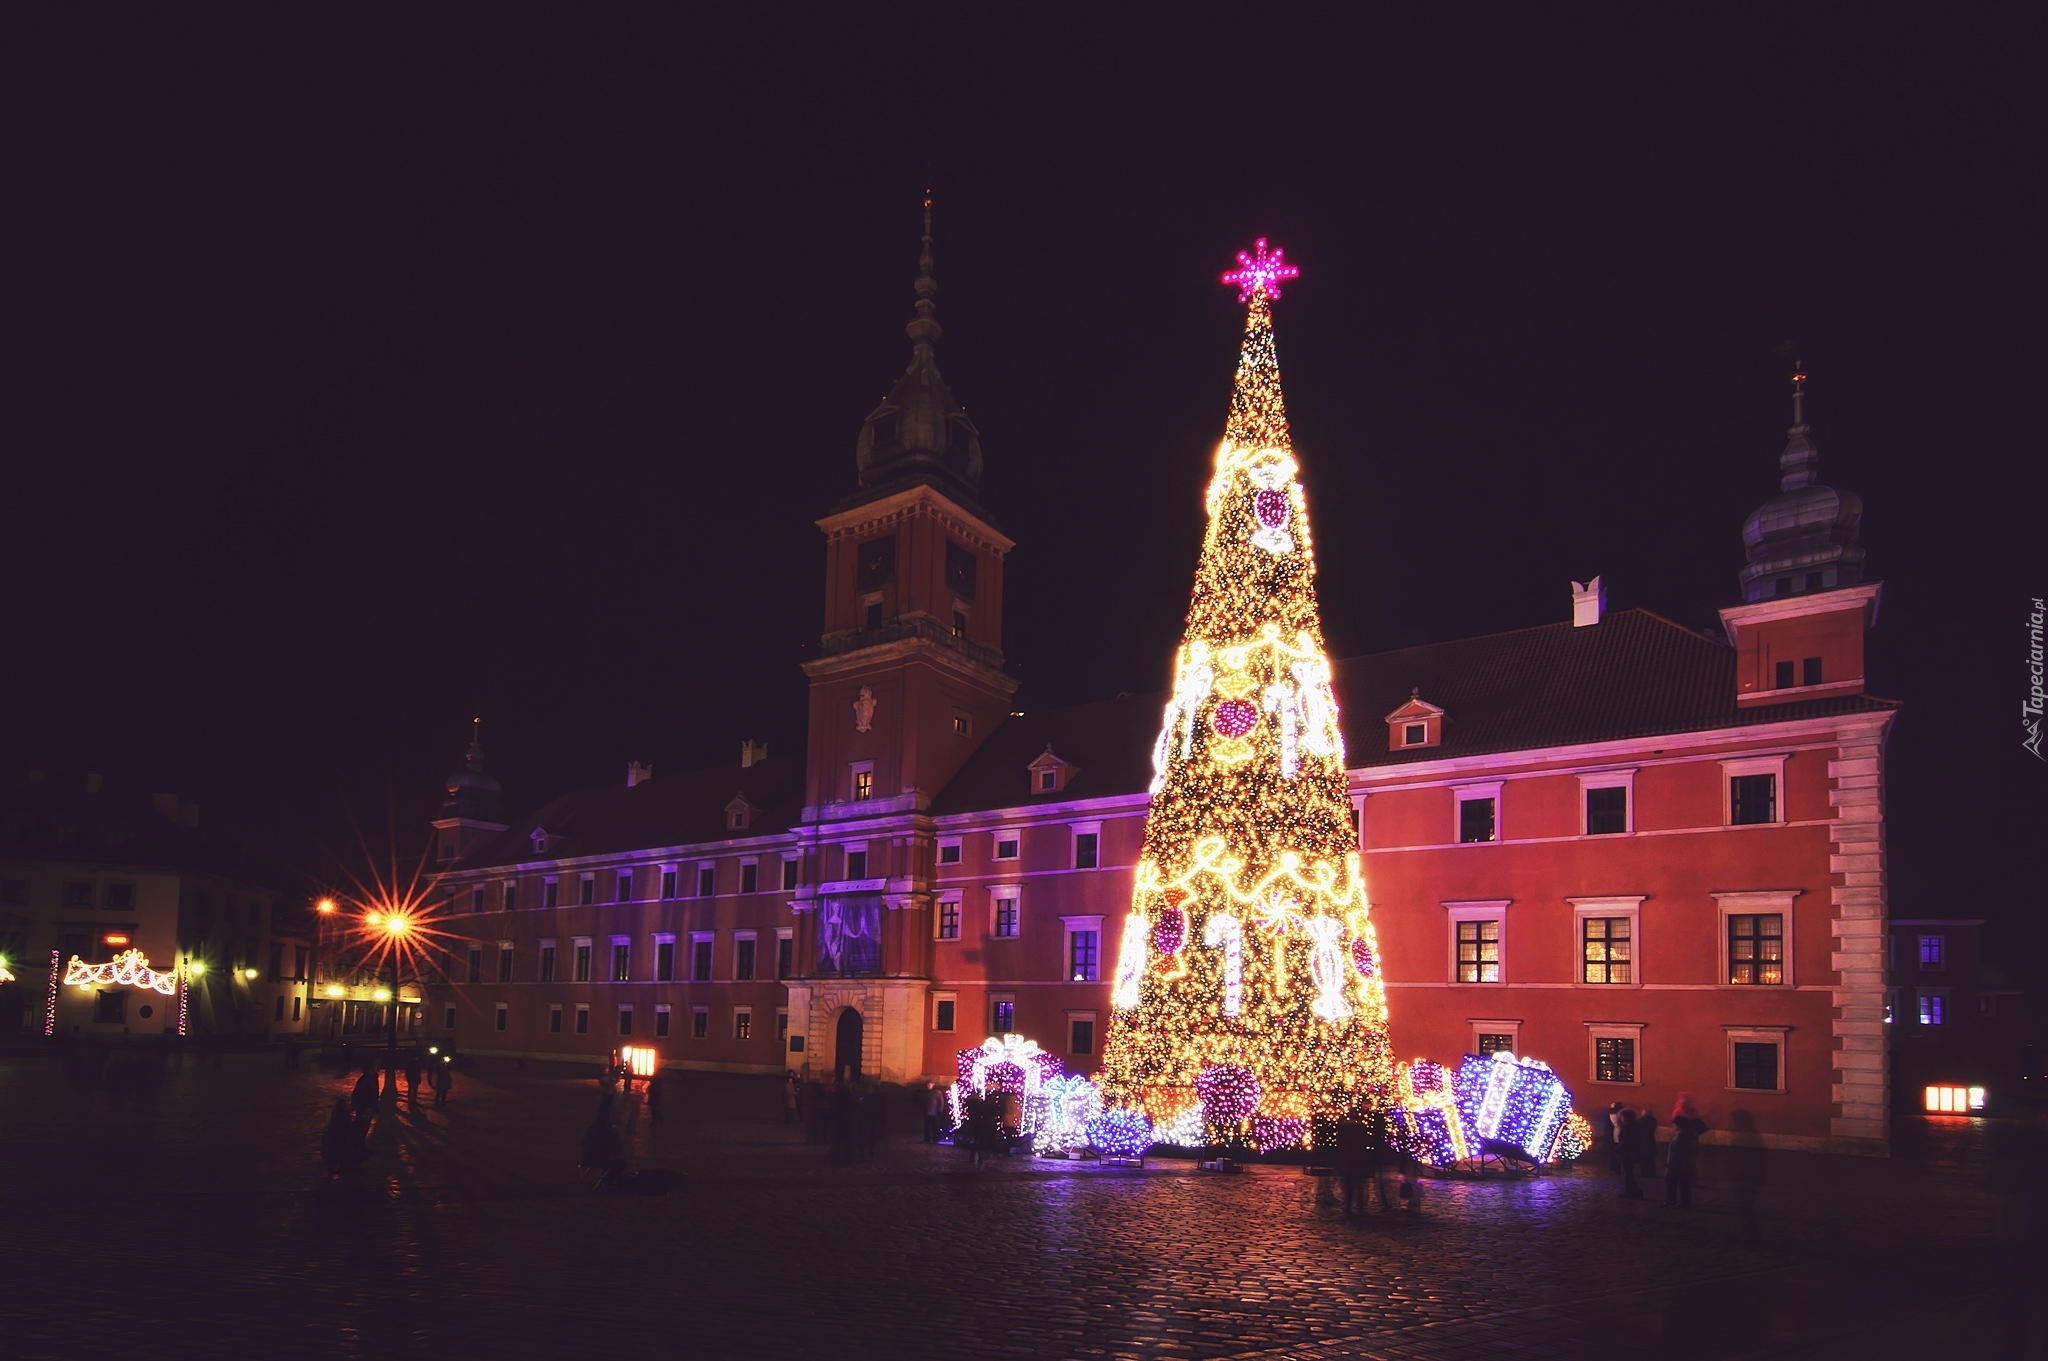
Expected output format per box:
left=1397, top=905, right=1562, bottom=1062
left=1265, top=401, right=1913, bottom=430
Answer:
left=739, top=739, right=769, bottom=768
left=1571, top=576, right=1607, bottom=627
left=626, top=761, right=654, bottom=788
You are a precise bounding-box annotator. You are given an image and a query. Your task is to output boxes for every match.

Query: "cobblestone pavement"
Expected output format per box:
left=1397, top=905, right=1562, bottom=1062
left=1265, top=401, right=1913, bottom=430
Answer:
left=3, top=1050, right=2042, bottom=1361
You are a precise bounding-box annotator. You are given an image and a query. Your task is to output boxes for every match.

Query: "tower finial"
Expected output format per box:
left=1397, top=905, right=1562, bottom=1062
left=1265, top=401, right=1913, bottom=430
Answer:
left=907, top=187, right=941, bottom=355
left=466, top=714, right=485, bottom=772
left=1791, top=358, right=1807, bottom=428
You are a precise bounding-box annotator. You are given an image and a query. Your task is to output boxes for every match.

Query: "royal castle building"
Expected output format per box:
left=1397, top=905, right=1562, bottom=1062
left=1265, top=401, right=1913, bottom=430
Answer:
left=423, top=217, right=1897, bottom=1153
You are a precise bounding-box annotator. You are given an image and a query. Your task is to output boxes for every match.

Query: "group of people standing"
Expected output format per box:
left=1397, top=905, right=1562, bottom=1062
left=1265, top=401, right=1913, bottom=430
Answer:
left=1605, top=1094, right=1710, bottom=1207
left=1332, top=1111, right=1419, bottom=1215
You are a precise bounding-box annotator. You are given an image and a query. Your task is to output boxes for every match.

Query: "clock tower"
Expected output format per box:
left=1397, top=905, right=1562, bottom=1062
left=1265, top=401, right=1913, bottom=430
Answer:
left=789, top=197, right=1019, bottom=1081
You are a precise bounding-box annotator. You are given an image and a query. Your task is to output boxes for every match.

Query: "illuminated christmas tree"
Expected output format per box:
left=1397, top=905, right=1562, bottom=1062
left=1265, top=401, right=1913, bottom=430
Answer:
left=1096, top=240, right=1396, bottom=1149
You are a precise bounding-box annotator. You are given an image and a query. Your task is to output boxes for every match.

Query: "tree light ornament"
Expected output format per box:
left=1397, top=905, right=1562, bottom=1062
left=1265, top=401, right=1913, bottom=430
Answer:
left=1097, top=239, right=1397, bottom=1151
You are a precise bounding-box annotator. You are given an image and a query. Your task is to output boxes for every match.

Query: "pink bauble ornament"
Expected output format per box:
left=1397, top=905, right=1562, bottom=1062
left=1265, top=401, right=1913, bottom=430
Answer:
left=1211, top=699, right=1258, bottom=738
left=1350, top=938, right=1377, bottom=978
left=1151, top=910, right=1186, bottom=956
left=1254, top=488, right=1289, bottom=528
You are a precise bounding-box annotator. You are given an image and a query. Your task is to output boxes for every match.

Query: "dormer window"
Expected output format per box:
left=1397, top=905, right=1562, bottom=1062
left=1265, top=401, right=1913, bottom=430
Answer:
left=529, top=827, right=551, bottom=856
left=1384, top=689, right=1444, bottom=752
left=724, top=794, right=758, bottom=832
left=1027, top=747, right=1076, bottom=795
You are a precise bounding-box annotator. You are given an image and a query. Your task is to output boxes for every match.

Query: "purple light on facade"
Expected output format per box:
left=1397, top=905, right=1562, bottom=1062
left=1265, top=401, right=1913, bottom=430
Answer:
left=1220, top=238, right=1299, bottom=302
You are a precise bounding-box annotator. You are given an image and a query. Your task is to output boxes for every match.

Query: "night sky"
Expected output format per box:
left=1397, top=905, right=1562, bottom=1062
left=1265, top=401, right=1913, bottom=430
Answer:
left=13, top=13, right=2037, bottom=945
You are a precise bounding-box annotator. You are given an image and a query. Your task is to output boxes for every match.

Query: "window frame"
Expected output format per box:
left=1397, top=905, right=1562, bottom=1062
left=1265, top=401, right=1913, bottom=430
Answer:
left=496, top=941, right=515, bottom=983
left=1725, top=1025, right=1790, bottom=1093
left=1586, top=1021, right=1644, bottom=1086
left=991, top=888, right=1021, bottom=940
left=1067, top=1011, right=1098, bottom=1056
left=572, top=937, right=593, bottom=983
left=538, top=940, right=557, bottom=984
left=775, top=929, right=793, bottom=980
left=932, top=991, right=957, bottom=1033
left=1577, top=768, right=1636, bottom=836
left=1061, top=915, right=1105, bottom=982
left=936, top=898, right=962, bottom=941
left=690, top=932, right=715, bottom=982
left=653, top=934, right=676, bottom=982
left=850, top=761, right=875, bottom=802
left=733, top=932, right=758, bottom=981
left=1470, top=1018, right=1523, bottom=1056
left=1445, top=899, right=1509, bottom=984
left=739, top=860, right=759, bottom=894
left=1071, top=824, right=1102, bottom=871
left=1570, top=896, right=1645, bottom=988
left=1453, top=781, right=1502, bottom=844
left=1721, top=754, right=1789, bottom=827
left=1713, top=890, right=1800, bottom=988
left=610, top=936, right=631, bottom=983
left=992, top=832, right=1020, bottom=862
left=990, top=994, right=1017, bottom=1034
left=937, top=838, right=963, bottom=867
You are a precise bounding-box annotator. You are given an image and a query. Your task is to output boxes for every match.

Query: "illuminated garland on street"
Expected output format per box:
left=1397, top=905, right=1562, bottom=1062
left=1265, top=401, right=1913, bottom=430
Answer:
left=44, top=949, right=59, bottom=1037
left=64, top=949, right=179, bottom=996
left=1097, top=240, right=1397, bottom=1149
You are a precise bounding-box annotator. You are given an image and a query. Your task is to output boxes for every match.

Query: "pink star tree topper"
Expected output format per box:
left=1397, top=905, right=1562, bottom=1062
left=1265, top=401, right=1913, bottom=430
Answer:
left=1221, top=238, right=1300, bottom=302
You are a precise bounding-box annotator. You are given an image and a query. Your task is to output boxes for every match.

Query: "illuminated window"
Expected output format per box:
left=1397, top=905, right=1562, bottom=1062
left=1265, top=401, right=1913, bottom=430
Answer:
left=1069, top=930, right=1100, bottom=982
left=1581, top=918, right=1631, bottom=985
left=1455, top=918, right=1500, bottom=983
left=1595, top=1036, right=1635, bottom=1083
left=1477, top=1032, right=1514, bottom=1055
left=1918, top=993, right=1945, bottom=1026
left=1727, top=914, right=1785, bottom=985
left=933, top=994, right=956, bottom=1032
left=611, top=941, right=630, bottom=982
left=992, top=997, right=1016, bottom=1032
left=937, top=900, right=961, bottom=940
left=1919, top=935, right=1945, bottom=970
left=952, top=712, right=972, bottom=736
left=1923, top=1086, right=1986, bottom=1114
left=734, top=1009, right=753, bottom=1041
left=993, top=895, right=1020, bottom=939
left=851, top=763, right=874, bottom=801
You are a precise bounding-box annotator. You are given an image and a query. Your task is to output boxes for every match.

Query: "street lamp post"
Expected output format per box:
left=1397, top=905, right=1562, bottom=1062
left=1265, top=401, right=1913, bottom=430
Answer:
left=366, top=909, right=411, bottom=1098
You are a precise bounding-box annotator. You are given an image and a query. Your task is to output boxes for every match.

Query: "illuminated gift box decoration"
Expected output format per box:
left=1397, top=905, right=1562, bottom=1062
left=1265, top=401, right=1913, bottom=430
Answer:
left=1391, top=1059, right=1472, bottom=1167
left=1452, top=1051, right=1574, bottom=1164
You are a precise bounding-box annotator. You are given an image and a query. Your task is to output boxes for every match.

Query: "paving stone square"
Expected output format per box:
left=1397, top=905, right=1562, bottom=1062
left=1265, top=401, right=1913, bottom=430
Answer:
left=3, top=1049, right=2041, bottom=1360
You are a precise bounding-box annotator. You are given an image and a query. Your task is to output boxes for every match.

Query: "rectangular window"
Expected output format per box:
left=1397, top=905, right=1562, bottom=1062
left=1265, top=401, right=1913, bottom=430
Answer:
left=992, top=998, right=1015, bottom=1032
left=1068, top=929, right=1100, bottom=982
left=1582, top=918, right=1632, bottom=985
left=466, top=948, right=483, bottom=984
left=952, top=712, right=971, bottom=734
left=1919, top=935, right=1945, bottom=970
left=539, top=945, right=557, bottom=983
left=504, top=883, right=517, bottom=912
left=611, top=942, right=630, bottom=982
left=1585, top=786, right=1627, bottom=836
left=734, top=1009, right=753, bottom=1041
left=1075, top=832, right=1100, bottom=870
left=1069, top=1017, right=1095, bottom=1054
left=853, top=769, right=874, bottom=800
left=691, top=1008, right=709, bottom=1040
left=781, top=859, right=799, bottom=891
left=549, top=1005, right=563, bottom=1034
left=655, top=1006, right=671, bottom=1038
left=735, top=938, right=757, bottom=981
left=293, top=995, right=304, bottom=1022
left=544, top=880, right=560, bottom=909
left=994, top=836, right=1019, bottom=860
left=698, top=866, right=715, bottom=897
left=1803, top=657, right=1823, bottom=686
left=1774, top=659, right=1795, bottom=688
left=1457, top=796, right=1496, bottom=844
left=616, top=873, right=633, bottom=903
left=444, top=1004, right=458, bottom=1030
left=1456, top=919, right=1501, bottom=983
left=740, top=862, right=758, bottom=894
left=93, top=989, right=126, bottom=1023
left=994, top=897, right=1020, bottom=939
left=65, top=881, right=94, bottom=907
left=776, top=934, right=793, bottom=980
left=938, top=842, right=962, bottom=866
left=274, top=994, right=286, bottom=1022
left=1733, top=1041, right=1779, bottom=1091
left=104, top=882, right=134, bottom=910
left=471, top=886, right=487, bottom=913
left=575, top=1005, right=590, bottom=1035
left=655, top=940, right=675, bottom=982
left=1727, top=914, right=1785, bottom=985
left=845, top=850, right=868, bottom=879
left=1730, top=773, right=1777, bottom=826
left=494, top=1003, right=508, bottom=1032
left=1403, top=722, right=1426, bottom=745
left=937, top=900, right=961, bottom=940
left=579, top=878, right=595, bottom=906
left=1918, top=994, right=1945, bottom=1026
left=573, top=943, right=593, bottom=982
left=497, top=945, right=514, bottom=982
left=1595, top=1036, right=1636, bottom=1083
left=692, top=938, right=713, bottom=982
left=617, top=1007, right=633, bottom=1036
left=1477, top=1032, right=1515, bottom=1055
left=661, top=869, right=677, bottom=899
left=934, top=998, right=956, bottom=1032
left=1039, top=770, right=1057, bottom=791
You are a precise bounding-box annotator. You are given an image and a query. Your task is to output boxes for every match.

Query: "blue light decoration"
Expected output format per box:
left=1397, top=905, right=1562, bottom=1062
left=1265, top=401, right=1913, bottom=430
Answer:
left=1389, top=1059, right=1471, bottom=1167
left=1033, top=1073, right=1104, bottom=1155
left=1086, top=1107, right=1155, bottom=1159
left=1452, top=1051, right=1573, bottom=1164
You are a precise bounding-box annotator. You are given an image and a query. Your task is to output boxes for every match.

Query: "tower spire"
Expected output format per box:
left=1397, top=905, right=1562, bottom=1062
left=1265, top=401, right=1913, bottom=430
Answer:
left=465, top=714, right=485, bottom=772
left=907, top=186, right=941, bottom=357
left=1777, top=359, right=1819, bottom=491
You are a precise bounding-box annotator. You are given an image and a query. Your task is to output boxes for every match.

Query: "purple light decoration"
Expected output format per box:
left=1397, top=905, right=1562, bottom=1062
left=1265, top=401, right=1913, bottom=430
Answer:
left=1350, top=937, right=1377, bottom=978
left=1250, top=1113, right=1307, bottom=1154
left=1211, top=699, right=1259, bottom=738
left=1195, top=1063, right=1259, bottom=1125
left=44, top=948, right=59, bottom=1037
left=1221, top=237, right=1300, bottom=302
left=1087, top=1107, right=1154, bottom=1159
left=1151, top=908, right=1187, bottom=956
left=1254, top=488, right=1290, bottom=528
